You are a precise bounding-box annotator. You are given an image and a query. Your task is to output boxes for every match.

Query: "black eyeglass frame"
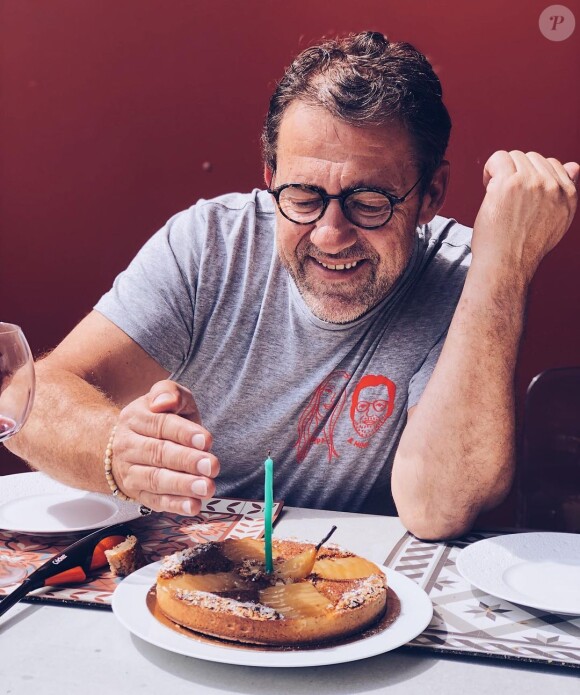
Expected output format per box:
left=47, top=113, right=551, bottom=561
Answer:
left=267, top=174, right=425, bottom=230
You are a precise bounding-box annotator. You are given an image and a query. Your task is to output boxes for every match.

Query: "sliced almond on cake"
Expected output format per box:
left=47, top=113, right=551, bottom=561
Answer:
left=162, top=571, right=247, bottom=593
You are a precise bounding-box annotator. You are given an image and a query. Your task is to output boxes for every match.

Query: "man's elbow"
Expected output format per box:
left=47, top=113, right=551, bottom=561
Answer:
left=396, top=485, right=512, bottom=542
left=398, top=508, right=477, bottom=541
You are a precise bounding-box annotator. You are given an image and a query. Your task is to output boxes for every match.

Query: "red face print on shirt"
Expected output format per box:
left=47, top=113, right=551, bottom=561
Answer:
left=348, top=374, right=396, bottom=448
left=294, top=370, right=350, bottom=463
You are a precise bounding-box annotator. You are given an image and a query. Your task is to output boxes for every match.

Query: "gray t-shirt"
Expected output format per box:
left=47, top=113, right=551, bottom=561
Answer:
left=95, top=189, right=471, bottom=514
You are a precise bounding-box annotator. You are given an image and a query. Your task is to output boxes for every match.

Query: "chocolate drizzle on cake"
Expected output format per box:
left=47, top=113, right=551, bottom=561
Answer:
left=181, top=542, right=233, bottom=574
left=215, top=588, right=261, bottom=603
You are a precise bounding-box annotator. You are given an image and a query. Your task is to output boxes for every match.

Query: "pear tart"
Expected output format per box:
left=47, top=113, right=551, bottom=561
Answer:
left=155, top=537, right=387, bottom=645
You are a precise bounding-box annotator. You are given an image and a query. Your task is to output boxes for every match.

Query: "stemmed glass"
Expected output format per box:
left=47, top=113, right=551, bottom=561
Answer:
left=0, top=323, right=35, bottom=588
left=0, top=323, right=35, bottom=443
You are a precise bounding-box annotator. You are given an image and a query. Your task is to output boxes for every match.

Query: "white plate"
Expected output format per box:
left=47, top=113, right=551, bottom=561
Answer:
left=0, top=472, right=143, bottom=534
left=112, top=561, right=433, bottom=667
left=456, top=532, right=580, bottom=616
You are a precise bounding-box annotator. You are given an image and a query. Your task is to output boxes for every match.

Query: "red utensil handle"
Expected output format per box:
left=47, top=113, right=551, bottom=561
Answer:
left=44, top=534, right=126, bottom=586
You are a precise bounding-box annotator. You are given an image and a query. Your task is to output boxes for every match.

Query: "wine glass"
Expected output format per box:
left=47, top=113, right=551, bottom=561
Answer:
left=0, top=323, right=35, bottom=444
left=0, top=324, right=35, bottom=590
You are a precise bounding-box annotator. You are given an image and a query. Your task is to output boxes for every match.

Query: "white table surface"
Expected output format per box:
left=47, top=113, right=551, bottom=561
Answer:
left=1, top=506, right=578, bottom=694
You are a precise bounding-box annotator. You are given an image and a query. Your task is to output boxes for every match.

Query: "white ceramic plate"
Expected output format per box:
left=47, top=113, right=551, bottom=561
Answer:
left=456, top=532, right=580, bottom=616
left=112, top=561, right=433, bottom=667
left=0, top=472, right=143, bottom=534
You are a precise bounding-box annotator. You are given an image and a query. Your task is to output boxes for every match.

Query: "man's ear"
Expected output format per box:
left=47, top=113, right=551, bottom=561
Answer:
left=264, top=166, right=274, bottom=189
left=417, top=161, right=450, bottom=225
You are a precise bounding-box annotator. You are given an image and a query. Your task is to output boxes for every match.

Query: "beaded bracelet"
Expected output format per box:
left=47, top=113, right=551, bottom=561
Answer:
left=103, top=424, right=132, bottom=502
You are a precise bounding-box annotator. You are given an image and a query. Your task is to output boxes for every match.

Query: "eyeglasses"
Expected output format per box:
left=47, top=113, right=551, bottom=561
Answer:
left=268, top=174, right=424, bottom=230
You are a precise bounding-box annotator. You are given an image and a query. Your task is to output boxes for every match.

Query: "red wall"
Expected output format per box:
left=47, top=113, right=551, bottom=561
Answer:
left=2, top=0, right=579, bottom=524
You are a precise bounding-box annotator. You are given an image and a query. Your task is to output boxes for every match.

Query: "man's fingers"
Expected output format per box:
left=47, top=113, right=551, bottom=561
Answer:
left=483, top=151, right=578, bottom=198
left=137, top=493, right=203, bottom=516
left=120, top=406, right=213, bottom=451
left=482, top=150, right=517, bottom=188
left=112, top=380, right=220, bottom=516
left=140, top=466, right=216, bottom=499
left=563, top=161, right=580, bottom=185
left=523, top=154, right=577, bottom=225
left=546, top=158, right=579, bottom=195
left=123, top=432, right=220, bottom=476
left=152, top=411, right=213, bottom=452
left=524, top=152, right=571, bottom=190
left=119, top=464, right=217, bottom=515
left=508, top=149, right=541, bottom=172
left=147, top=379, right=201, bottom=422
left=119, top=379, right=213, bottom=451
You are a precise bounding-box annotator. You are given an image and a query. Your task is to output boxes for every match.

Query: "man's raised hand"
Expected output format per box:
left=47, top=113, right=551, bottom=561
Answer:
left=109, top=380, right=220, bottom=514
left=471, top=150, right=578, bottom=284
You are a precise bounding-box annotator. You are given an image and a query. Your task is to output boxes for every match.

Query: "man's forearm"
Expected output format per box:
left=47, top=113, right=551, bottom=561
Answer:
left=5, top=361, right=119, bottom=493
left=392, top=263, right=525, bottom=540
left=393, top=148, right=578, bottom=541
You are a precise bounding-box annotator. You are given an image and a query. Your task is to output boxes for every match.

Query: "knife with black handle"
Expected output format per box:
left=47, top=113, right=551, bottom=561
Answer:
left=0, top=522, right=131, bottom=617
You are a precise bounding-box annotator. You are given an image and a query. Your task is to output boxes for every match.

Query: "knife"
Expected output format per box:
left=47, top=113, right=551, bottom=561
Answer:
left=0, top=522, right=131, bottom=617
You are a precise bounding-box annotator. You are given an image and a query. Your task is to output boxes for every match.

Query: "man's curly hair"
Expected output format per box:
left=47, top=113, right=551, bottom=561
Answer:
left=262, top=31, right=451, bottom=186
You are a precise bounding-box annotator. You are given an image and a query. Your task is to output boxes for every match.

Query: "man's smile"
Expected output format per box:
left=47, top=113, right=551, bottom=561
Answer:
left=316, top=259, right=361, bottom=271
left=305, top=255, right=370, bottom=281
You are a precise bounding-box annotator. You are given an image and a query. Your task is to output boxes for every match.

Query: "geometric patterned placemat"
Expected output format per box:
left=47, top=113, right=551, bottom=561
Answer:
left=0, top=497, right=283, bottom=609
left=385, top=532, right=580, bottom=669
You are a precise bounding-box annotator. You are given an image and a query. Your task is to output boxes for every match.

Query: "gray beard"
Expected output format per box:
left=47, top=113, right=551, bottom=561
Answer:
left=283, top=251, right=401, bottom=324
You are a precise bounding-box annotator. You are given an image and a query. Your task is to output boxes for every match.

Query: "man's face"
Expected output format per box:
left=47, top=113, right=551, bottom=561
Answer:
left=352, top=384, right=392, bottom=438
left=271, top=101, right=423, bottom=324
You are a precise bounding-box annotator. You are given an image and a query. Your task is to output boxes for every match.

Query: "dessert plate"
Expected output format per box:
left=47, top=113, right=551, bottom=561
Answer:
left=456, top=532, right=580, bottom=616
left=0, top=472, right=143, bottom=534
left=112, top=561, right=433, bottom=667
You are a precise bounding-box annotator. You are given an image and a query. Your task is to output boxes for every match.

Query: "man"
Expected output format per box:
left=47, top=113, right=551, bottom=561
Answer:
left=8, top=32, right=577, bottom=540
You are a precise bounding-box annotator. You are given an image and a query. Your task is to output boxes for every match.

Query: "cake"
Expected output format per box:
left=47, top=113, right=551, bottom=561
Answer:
left=105, top=535, right=146, bottom=577
left=155, top=535, right=387, bottom=645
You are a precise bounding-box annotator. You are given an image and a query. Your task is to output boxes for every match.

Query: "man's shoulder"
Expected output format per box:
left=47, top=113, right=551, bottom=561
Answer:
left=192, top=189, right=275, bottom=219
left=407, top=216, right=472, bottom=300
left=422, top=215, right=472, bottom=251
left=164, top=189, right=275, bottom=250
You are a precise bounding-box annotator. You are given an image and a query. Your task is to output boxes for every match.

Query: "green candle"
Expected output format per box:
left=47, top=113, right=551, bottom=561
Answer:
left=264, top=452, right=274, bottom=573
